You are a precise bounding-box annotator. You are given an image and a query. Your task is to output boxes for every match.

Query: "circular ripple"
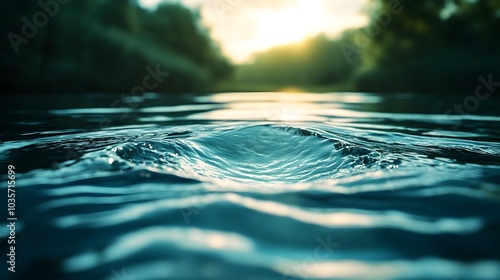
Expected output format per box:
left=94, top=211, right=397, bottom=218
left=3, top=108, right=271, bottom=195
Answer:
left=114, top=125, right=382, bottom=184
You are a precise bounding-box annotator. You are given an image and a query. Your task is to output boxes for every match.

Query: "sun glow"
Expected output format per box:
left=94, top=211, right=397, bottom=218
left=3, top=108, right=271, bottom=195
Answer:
left=139, top=0, right=369, bottom=62
left=252, top=1, right=329, bottom=51
left=211, top=0, right=369, bottom=62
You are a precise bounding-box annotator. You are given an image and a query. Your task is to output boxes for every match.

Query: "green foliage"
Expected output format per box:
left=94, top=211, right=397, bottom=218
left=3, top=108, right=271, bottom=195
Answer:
left=1, top=0, right=232, bottom=93
left=235, top=34, right=359, bottom=88
left=235, top=0, right=500, bottom=93
left=354, top=0, right=500, bottom=93
left=2, top=0, right=499, bottom=93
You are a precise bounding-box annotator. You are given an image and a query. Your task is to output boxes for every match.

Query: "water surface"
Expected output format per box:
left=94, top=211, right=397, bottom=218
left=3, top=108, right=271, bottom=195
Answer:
left=1, top=92, right=500, bottom=279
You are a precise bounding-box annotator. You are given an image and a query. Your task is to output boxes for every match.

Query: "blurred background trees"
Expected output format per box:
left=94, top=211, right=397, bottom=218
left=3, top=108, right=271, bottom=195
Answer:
left=1, top=0, right=499, bottom=93
left=235, top=0, right=500, bottom=93
left=353, top=0, right=500, bottom=93
left=1, top=0, right=232, bottom=93
left=233, top=33, right=361, bottom=91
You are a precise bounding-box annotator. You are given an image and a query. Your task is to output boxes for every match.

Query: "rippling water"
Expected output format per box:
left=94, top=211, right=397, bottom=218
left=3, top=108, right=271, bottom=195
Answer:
left=1, top=92, right=500, bottom=280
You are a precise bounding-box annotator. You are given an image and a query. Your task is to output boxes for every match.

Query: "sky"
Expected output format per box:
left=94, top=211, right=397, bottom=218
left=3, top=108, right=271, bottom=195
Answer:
left=139, top=0, right=369, bottom=63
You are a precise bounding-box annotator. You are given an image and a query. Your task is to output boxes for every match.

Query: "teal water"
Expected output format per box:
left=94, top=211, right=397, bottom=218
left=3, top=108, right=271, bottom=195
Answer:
left=1, top=92, right=500, bottom=279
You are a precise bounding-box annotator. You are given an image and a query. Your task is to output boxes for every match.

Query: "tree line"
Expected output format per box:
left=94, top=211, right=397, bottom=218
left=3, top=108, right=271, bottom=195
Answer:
left=235, top=0, right=500, bottom=93
left=1, top=0, right=232, bottom=93
left=2, top=0, right=499, bottom=93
